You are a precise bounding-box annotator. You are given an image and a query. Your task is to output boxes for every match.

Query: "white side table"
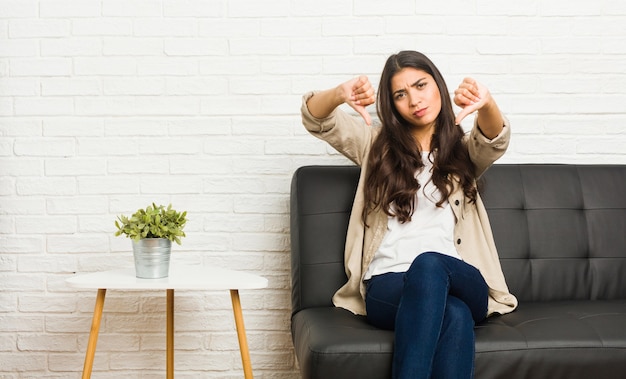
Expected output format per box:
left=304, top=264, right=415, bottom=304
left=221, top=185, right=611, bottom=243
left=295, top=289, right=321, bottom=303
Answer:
left=66, top=264, right=268, bottom=379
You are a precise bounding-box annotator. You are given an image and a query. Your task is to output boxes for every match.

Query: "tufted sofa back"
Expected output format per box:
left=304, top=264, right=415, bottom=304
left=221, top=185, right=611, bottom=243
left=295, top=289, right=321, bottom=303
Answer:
left=480, top=164, right=626, bottom=302
left=290, top=164, right=626, bottom=314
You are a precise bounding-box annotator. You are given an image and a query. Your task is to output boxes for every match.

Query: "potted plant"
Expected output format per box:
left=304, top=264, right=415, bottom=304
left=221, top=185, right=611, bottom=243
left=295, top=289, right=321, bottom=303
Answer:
left=115, top=203, right=187, bottom=278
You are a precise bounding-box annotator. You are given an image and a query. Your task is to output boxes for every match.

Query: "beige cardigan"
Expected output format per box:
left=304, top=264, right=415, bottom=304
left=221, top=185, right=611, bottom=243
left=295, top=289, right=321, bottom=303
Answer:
left=301, top=92, right=518, bottom=317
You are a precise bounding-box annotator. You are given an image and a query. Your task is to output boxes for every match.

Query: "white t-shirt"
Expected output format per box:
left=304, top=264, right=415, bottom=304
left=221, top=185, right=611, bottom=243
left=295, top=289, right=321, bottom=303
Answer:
left=364, top=152, right=461, bottom=280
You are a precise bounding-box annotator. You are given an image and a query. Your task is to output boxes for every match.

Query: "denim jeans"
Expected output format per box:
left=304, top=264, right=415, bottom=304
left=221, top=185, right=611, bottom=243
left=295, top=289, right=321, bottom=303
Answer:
left=365, top=252, right=489, bottom=379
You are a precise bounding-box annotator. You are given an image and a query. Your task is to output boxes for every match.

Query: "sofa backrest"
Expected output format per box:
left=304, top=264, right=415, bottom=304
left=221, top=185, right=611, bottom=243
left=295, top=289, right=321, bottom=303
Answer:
left=290, top=166, right=359, bottom=314
left=480, top=164, right=626, bottom=302
left=290, top=164, right=626, bottom=314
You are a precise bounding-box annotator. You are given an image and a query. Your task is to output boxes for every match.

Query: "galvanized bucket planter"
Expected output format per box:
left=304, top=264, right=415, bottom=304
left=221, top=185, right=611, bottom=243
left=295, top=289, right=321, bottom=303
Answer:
left=132, top=238, right=172, bottom=279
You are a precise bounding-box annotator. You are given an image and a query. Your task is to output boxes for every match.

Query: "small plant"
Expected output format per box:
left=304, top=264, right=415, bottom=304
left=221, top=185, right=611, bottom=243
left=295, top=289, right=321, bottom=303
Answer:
left=115, top=203, right=187, bottom=244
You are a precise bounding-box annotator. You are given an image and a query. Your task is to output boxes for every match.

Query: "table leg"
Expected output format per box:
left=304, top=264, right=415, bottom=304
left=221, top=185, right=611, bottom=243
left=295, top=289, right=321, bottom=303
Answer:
left=82, top=288, right=106, bottom=379
left=230, top=289, right=253, bottom=379
left=167, top=289, right=174, bottom=379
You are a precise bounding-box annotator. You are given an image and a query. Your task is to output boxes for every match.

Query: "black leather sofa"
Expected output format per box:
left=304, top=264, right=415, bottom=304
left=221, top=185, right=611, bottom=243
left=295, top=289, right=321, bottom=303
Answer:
left=290, top=164, right=626, bottom=379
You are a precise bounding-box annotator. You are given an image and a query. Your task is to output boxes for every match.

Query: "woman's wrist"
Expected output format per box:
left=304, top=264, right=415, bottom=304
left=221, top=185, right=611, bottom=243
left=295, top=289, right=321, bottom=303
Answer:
left=307, top=88, right=342, bottom=119
left=476, top=97, right=504, bottom=139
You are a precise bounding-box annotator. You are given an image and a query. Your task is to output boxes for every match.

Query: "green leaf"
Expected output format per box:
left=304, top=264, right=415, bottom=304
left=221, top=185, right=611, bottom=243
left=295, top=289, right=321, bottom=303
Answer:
left=114, top=203, right=187, bottom=244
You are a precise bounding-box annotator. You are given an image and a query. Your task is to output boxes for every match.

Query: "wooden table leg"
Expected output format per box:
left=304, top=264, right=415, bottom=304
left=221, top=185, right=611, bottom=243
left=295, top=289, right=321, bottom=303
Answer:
left=82, top=288, right=106, bottom=379
left=230, top=289, right=253, bottom=379
left=167, top=289, right=174, bottom=379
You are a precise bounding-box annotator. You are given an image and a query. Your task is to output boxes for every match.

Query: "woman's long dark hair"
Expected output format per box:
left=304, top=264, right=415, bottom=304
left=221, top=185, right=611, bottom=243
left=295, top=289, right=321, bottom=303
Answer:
left=363, top=51, right=477, bottom=224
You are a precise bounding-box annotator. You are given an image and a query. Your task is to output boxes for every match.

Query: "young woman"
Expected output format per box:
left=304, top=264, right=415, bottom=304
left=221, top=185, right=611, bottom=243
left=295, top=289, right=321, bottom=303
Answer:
left=300, top=51, right=518, bottom=379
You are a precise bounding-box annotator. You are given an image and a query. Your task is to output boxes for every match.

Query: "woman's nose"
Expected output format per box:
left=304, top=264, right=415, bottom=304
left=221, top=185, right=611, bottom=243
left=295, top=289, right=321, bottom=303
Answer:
left=408, top=90, right=420, bottom=107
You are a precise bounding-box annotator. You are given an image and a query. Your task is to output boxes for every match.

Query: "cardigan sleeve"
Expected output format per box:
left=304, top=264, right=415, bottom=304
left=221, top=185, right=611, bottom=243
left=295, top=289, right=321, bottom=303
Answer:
left=301, top=91, right=378, bottom=166
left=467, top=116, right=511, bottom=178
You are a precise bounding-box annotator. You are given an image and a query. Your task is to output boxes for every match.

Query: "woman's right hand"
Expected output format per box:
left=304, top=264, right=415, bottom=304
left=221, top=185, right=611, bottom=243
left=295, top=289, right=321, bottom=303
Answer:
left=307, top=75, right=376, bottom=125
left=339, top=75, right=376, bottom=125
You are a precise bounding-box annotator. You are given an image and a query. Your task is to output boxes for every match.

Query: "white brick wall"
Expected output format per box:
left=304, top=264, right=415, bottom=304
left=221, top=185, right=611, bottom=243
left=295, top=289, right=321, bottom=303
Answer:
left=1, top=0, right=625, bottom=377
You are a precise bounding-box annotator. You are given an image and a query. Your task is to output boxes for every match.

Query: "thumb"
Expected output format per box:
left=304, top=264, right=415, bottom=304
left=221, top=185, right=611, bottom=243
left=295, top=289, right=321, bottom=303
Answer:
left=455, top=105, right=477, bottom=126
left=354, top=105, right=372, bottom=125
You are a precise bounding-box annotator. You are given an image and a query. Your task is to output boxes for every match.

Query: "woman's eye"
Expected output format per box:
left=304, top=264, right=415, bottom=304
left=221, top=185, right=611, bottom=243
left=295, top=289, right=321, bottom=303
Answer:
left=394, top=92, right=406, bottom=100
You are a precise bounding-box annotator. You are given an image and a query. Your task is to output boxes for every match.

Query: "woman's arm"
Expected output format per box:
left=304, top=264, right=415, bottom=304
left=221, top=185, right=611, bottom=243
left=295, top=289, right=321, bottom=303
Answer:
left=454, top=78, right=510, bottom=177
left=301, top=76, right=377, bottom=166
left=453, top=78, right=504, bottom=139
left=306, top=76, right=376, bottom=125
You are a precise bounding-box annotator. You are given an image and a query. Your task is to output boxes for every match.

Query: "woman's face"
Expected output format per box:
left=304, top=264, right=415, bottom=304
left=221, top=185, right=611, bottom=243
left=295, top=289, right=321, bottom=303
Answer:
left=390, top=67, right=441, bottom=131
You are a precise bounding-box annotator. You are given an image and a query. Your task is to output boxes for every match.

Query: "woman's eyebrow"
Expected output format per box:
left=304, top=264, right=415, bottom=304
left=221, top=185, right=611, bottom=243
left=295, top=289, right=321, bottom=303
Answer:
left=412, top=77, right=427, bottom=87
left=393, top=77, right=428, bottom=96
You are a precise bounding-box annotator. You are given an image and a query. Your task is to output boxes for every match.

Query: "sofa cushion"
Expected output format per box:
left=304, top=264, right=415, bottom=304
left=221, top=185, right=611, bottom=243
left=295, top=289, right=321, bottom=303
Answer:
left=475, top=300, right=626, bottom=378
left=291, top=307, right=393, bottom=379
left=291, top=300, right=626, bottom=379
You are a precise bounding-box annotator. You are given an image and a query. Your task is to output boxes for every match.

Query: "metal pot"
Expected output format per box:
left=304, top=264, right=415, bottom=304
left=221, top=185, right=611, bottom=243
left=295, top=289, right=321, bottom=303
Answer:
left=132, top=238, right=172, bottom=279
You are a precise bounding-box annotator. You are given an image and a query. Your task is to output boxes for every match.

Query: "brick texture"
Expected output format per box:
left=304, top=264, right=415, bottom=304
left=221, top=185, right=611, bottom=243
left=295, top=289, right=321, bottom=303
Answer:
left=1, top=0, right=625, bottom=378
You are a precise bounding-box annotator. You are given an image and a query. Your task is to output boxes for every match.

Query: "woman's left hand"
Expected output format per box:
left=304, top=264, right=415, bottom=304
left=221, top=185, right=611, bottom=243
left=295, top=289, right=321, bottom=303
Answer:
left=453, top=77, right=493, bottom=125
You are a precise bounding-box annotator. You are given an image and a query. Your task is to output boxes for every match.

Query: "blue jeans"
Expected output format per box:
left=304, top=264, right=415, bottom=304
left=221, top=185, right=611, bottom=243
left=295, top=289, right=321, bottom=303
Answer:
left=365, top=252, right=489, bottom=379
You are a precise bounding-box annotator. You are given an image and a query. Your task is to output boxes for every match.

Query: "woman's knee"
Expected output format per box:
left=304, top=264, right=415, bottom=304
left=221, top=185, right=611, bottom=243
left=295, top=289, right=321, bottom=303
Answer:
left=406, top=252, right=448, bottom=283
left=409, top=252, right=446, bottom=271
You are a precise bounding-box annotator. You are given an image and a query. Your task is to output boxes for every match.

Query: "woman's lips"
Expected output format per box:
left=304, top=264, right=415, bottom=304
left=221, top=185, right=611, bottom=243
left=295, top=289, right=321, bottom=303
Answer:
left=413, top=107, right=427, bottom=117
